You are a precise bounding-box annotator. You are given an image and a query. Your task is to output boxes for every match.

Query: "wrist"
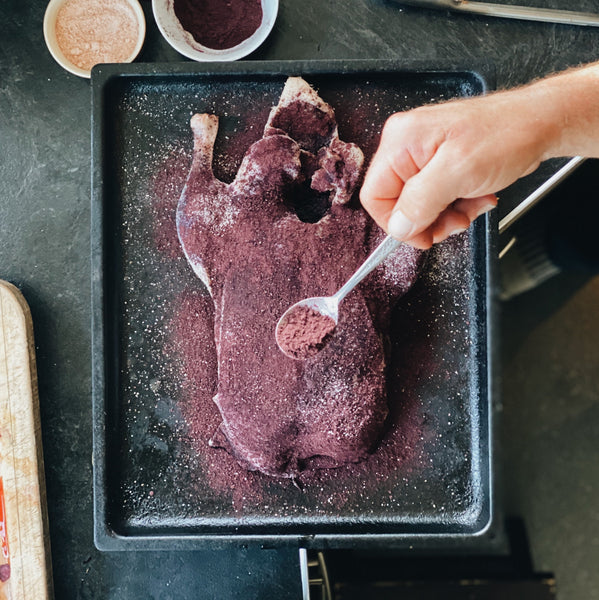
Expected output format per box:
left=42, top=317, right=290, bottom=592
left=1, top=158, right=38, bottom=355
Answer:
left=532, top=64, right=599, bottom=159
left=509, top=75, right=571, bottom=163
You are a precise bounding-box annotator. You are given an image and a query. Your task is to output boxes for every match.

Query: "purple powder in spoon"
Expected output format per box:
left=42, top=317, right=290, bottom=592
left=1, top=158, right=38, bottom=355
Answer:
left=277, top=305, right=337, bottom=360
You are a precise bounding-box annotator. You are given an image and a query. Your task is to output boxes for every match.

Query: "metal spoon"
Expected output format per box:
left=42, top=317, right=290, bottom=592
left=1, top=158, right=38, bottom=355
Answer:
left=275, top=235, right=400, bottom=359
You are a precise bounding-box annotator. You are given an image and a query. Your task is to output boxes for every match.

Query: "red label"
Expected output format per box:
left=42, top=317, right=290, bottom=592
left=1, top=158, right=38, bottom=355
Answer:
left=0, top=478, right=10, bottom=562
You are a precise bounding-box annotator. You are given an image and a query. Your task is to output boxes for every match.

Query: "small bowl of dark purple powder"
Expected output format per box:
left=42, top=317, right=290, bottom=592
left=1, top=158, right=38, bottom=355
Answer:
left=152, top=0, right=277, bottom=62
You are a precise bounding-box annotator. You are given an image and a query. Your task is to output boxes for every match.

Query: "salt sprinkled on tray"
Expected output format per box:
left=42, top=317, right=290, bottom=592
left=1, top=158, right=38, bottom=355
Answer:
left=106, top=74, right=489, bottom=529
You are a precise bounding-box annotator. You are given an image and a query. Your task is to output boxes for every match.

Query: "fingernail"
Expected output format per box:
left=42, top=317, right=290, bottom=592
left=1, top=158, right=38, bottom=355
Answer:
left=476, top=204, right=497, bottom=218
left=388, top=210, right=415, bottom=240
left=449, top=227, right=467, bottom=237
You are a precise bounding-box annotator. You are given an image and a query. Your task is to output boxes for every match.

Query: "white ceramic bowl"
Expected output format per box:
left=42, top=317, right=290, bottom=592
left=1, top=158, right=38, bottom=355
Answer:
left=43, top=0, right=146, bottom=78
left=152, top=0, right=278, bottom=62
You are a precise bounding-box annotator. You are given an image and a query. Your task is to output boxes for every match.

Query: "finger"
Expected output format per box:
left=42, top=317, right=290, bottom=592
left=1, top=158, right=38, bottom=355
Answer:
left=360, top=154, right=405, bottom=230
left=404, top=228, right=434, bottom=250
left=453, top=194, right=498, bottom=221
left=359, top=196, right=396, bottom=232
left=387, top=150, right=460, bottom=241
left=359, top=156, right=401, bottom=230
left=361, top=152, right=403, bottom=202
left=431, top=207, right=471, bottom=244
left=426, top=195, right=497, bottom=245
left=360, top=144, right=423, bottom=231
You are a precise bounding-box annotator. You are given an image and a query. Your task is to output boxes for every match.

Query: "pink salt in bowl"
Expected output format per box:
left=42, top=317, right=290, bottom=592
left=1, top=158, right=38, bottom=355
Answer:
left=43, top=0, right=146, bottom=79
left=152, top=0, right=278, bottom=62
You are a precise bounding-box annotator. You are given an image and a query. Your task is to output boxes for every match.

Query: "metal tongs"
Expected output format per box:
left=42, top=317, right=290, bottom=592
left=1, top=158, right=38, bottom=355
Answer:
left=396, top=0, right=599, bottom=26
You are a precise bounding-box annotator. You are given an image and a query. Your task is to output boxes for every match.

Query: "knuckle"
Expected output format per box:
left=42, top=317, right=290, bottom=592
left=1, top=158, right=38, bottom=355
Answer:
left=359, top=186, right=373, bottom=207
left=383, top=110, right=419, bottom=136
left=384, top=112, right=405, bottom=130
left=449, top=138, right=473, bottom=165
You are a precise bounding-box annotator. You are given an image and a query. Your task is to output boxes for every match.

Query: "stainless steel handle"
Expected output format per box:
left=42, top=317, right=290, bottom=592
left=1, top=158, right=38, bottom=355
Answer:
left=335, top=235, right=400, bottom=302
left=499, top=157, right=586, bottom=234
left=498, top=156, right=586, bottom=260
left=397, top=0, right=459, bottom=8
left=396, top=0, right=599, bottom=26
left=455, top=1, right=599, bottom=26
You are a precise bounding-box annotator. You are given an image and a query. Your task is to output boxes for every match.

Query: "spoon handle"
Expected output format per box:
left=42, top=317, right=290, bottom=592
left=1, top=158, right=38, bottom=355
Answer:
left=335, top=236, right=401, bottom=302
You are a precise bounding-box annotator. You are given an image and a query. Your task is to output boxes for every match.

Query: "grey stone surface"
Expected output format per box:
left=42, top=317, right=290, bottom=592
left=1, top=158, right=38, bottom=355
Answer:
left=501, top=273, right=599, bottom=600
left=1, top=0, right=598, bottom=597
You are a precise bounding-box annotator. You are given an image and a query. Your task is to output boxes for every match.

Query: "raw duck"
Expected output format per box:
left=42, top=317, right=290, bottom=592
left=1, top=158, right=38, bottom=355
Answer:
left=176, top=77, right=424, bottom=477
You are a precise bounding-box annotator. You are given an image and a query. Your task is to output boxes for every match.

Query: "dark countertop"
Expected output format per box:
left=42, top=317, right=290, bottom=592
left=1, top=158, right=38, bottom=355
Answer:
left=2, top=1, right=599, bottom=598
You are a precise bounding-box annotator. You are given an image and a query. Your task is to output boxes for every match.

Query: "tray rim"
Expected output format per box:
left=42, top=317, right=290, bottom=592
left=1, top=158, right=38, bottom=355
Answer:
left=91, top=59, right=498, bottom=551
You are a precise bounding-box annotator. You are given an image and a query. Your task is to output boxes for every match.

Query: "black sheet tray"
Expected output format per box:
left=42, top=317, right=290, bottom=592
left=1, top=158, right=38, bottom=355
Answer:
left=91, top=60, right=497, bottom=550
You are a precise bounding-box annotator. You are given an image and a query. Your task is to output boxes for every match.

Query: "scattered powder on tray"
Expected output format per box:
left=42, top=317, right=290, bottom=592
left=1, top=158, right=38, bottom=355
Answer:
left=145, top=135, right=431, bottom=511
left=172, top=77, right=428, bottom=479
left=55, top=0, right=139, bottom=71
left=114, top=82, right=476, bottom=521
left=173, top=0, right=263, bottom=50
left=276, top=305, right=337, bottom=360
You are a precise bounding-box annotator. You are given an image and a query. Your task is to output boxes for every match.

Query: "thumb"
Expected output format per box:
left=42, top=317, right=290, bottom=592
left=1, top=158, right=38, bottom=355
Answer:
left=387, top=152, right=466, bottom=241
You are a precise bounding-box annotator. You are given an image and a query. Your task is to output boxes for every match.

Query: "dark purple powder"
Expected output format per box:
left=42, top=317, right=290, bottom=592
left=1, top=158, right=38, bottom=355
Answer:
left=173, top=0, right=263, bottom=51
left=174, top=77, right=425, bottom=479
left=269, top=100, right=336, bottom=154
left=277, top=305, right=336, bottom=360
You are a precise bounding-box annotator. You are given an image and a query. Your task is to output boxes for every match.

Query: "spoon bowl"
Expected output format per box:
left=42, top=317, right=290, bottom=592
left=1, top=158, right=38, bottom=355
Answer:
left=275, top=297, right=339, bottom=360
left=275, top=235, right=400, bottom=359
left=286, top=296, right=339, bottom=323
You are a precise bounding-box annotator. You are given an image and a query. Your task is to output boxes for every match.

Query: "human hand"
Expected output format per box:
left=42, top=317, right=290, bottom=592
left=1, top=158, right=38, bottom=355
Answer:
left=360, top=85, right=562, bottom=249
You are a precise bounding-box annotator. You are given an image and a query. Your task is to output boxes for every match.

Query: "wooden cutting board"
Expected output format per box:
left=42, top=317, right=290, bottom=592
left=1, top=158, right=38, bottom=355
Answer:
left=0, top=281, right=53, bottom=599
